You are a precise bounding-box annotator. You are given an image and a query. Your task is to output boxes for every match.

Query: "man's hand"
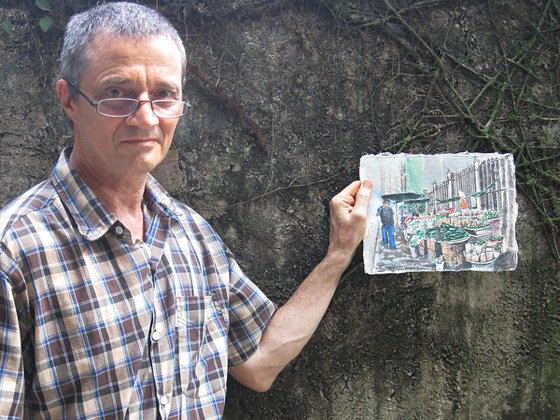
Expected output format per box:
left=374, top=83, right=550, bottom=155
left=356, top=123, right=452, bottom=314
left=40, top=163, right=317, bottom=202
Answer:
left=327, top=180, right=374, bottom=268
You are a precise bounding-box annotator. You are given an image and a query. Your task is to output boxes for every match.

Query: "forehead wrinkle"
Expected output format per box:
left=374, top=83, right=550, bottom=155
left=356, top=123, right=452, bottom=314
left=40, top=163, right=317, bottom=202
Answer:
left=82, top=35, right=183, bottom=94
left=98, top=75, right=181, bottom=90
left=81, top=32, right=184, bottom=83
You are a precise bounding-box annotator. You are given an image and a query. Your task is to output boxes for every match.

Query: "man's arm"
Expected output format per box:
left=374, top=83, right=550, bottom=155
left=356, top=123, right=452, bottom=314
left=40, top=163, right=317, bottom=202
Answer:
left=229, top=180, right=373, bottom=392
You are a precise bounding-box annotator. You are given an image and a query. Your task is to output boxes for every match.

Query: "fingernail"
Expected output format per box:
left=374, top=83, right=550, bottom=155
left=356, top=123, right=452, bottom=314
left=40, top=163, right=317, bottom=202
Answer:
left=363, top=180, right=373, bottom=189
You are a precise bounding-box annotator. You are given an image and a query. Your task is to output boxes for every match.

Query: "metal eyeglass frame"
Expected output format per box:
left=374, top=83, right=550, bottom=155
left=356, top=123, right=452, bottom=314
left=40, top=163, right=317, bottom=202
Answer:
left=65, top=80, right=191, bottom=119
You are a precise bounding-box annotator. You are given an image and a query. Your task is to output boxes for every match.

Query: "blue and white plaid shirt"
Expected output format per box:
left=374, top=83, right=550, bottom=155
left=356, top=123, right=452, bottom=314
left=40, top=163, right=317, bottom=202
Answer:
left=0, top=148, right=276, bottom=419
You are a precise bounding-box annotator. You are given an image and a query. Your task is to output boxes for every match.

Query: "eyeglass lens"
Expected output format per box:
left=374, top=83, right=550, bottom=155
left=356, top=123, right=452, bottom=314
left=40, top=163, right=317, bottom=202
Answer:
left=97, top=99, right=187, bottom=118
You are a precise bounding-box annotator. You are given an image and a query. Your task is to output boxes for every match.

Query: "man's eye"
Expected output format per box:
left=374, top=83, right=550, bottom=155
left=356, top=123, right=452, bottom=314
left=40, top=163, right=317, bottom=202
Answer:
left=156, top=90, right=174, bottom=99
left=106, top=88, right=124, bottom=98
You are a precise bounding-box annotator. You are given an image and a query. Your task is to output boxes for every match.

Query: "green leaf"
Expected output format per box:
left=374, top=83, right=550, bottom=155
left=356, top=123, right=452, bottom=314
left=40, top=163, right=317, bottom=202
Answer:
left=39, top=16, right=52, bottom=32
left=35, top=0, right=51, bottom=12
left=2, top=19, right=14, bottom=34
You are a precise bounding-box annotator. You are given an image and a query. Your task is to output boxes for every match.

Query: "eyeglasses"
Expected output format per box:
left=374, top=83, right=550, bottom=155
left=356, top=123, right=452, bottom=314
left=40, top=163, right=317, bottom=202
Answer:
left=66, top=80, right=191, bottom=119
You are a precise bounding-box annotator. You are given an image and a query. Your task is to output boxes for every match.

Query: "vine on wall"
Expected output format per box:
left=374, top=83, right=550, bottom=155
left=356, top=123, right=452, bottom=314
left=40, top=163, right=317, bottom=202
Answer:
left=321, top=0, right=560, bottom=259
left=4, top=0, right=559, bottom=258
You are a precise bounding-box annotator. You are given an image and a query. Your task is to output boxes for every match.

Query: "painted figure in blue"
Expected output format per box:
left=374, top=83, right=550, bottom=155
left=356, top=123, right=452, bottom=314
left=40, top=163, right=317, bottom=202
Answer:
left=377, top=199, right=396, bottom=249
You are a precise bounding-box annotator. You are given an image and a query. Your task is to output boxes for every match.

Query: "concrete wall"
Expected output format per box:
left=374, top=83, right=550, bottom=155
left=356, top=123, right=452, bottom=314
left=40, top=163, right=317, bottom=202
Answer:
left=1, top=1, right=559, bottom=418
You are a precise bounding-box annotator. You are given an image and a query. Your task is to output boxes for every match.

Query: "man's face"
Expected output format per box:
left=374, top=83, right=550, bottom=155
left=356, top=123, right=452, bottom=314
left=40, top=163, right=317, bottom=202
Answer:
left=62, top=32, right=184, bottom=182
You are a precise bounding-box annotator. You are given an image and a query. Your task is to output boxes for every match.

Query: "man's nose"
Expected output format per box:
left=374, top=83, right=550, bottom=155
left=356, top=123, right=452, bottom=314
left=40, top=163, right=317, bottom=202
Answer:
left=127, top=99, right=159, bottom=126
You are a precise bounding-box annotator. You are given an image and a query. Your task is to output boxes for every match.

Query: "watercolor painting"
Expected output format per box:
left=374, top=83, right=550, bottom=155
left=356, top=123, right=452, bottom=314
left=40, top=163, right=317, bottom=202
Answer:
left=360, top=153, right=518, bottom=275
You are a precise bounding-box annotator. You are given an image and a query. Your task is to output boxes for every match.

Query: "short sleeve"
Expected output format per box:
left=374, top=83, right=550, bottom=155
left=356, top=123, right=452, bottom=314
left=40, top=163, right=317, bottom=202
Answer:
left=0, top=270, right=25, bottom=418
left=226, top=253, right=276, bottom=366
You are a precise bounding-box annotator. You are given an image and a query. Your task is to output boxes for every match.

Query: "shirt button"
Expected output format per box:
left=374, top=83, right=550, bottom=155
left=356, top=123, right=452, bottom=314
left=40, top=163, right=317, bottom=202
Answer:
left=160, top=395, right=169, bottom=405
left=115, top=225, right=124, bottom=236
left=151, top=330, right=161, bottom=341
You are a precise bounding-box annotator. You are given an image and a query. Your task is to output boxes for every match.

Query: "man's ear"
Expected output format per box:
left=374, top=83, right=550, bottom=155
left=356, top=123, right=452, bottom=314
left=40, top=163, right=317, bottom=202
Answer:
left=56, top=79, right=77, bottom=122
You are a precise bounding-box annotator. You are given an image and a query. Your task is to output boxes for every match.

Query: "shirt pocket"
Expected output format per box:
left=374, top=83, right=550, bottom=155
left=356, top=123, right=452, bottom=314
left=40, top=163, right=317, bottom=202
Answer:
left=176, top=294, right=228, bottom=397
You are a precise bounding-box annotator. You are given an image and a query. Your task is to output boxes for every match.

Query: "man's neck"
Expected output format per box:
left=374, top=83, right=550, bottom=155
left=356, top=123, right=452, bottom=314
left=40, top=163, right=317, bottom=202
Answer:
left=70, top=152, right=147, bottom=241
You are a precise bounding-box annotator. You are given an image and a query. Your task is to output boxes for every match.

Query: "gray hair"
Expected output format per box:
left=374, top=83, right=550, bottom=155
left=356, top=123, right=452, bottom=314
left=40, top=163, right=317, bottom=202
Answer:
left=60, top=2, right=186, bottom=86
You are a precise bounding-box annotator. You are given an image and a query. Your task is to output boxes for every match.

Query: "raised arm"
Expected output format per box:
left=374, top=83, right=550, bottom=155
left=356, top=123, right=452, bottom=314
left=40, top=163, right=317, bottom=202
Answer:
left=229, top=180, right=373, bottom=391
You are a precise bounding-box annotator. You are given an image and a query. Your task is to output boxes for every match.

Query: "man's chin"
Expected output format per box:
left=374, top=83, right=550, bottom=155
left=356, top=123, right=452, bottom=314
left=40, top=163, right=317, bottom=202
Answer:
left=125, top=153, right=165, bottom=175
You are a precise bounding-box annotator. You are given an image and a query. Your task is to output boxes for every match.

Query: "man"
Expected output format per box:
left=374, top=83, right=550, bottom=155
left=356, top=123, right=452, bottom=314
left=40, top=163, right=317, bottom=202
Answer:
left=377, top=199, right=396, bottom=249
left=0, top=2, right=372, bottom=419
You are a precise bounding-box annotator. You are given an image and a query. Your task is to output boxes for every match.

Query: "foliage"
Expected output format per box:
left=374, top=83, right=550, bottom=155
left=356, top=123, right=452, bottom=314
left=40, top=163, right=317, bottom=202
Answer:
left=35, top=0, right=51, bottom=12
left=38, top=16, right=52, bottom=32
left=2, top=19, right=13, bottom=34
left=2, top=0, right=52, bottom=34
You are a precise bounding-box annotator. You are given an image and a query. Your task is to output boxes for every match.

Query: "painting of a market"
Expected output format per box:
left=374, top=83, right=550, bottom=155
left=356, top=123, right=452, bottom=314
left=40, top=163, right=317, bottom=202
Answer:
left=360, top=153, right=518, bottom=275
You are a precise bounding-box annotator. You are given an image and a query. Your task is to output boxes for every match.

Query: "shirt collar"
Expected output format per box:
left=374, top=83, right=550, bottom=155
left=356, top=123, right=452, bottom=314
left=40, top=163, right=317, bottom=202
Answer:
left=144, top=172, right=178, bottom=217
left=52, top=147, right=178, bottom=241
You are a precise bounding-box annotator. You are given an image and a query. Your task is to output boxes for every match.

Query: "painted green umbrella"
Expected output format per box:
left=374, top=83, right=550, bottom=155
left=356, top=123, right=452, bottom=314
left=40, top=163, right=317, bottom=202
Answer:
left=436, top=196, right=461, bottom=204
left=471, top=182, right=496, bottom=197
left=381, top=192, right=423, bottom=202
left=404, top=196, right=430, bottom=204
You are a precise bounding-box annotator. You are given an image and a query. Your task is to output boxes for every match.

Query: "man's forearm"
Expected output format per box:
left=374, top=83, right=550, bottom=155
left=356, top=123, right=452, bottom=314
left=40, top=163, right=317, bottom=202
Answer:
left=228, top=252, right=350, bottom=391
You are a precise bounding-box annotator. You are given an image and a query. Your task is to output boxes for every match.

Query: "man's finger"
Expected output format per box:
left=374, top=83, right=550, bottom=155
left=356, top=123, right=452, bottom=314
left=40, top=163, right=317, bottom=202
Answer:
left=339, top=180, right=362, bottom=201
left=352, top=180, right=373, bottom=214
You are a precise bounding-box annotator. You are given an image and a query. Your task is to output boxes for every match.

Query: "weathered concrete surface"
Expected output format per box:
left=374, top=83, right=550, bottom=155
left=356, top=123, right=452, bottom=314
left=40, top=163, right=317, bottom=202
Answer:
left=1, top=1, right=559, bottom=418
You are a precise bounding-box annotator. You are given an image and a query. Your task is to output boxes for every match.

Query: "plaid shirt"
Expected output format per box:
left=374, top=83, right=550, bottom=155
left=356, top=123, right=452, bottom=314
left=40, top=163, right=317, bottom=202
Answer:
left=0, top=148, right=276, bottom=419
